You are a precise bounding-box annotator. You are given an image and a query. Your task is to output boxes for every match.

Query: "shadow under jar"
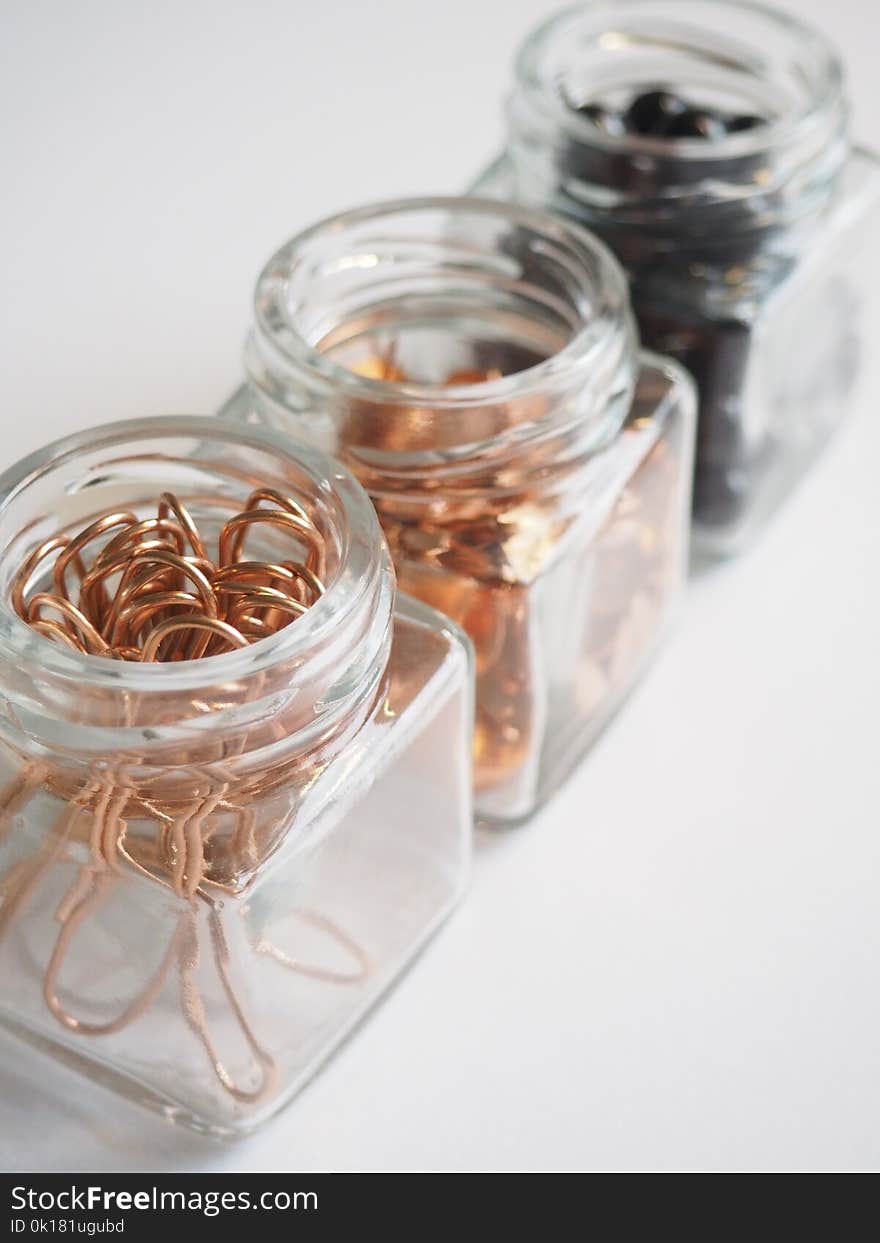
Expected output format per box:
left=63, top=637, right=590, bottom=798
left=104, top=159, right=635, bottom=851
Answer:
left=472, top=0, right=880, bottom=556
left=0, top=417, right=472, bottom=1135
left=221, top=197, right=696, bottom=824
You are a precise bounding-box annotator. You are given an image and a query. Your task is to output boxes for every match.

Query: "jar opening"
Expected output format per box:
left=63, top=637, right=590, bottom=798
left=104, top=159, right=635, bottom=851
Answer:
left=0, top=418, right=393, bottom=746
left=294, top=217, right=588, bottom=389
left=516, top=0, right=845, bottom=162
left=248, top=196, right=636, bottom=461
left=506, top=1, right=848, bottom=268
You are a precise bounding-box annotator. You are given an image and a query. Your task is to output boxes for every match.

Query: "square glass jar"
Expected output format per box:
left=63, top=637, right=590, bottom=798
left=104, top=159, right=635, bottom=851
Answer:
left=221, top=198, right=696, bottom=823
left=473, top=0, right=880, bottom=556
left=0, top=417, right=472, bottom=1135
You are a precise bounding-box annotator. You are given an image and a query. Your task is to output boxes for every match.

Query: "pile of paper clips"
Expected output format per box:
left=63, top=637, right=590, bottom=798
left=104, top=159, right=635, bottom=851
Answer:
left=9, top=487, right=326, bottom=661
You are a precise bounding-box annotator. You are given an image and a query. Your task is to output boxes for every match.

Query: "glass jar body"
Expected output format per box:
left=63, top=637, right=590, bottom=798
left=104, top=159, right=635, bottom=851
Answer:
left=223, top=196, right=695, bottom=824
left=474, top=1, right=880, bottom=556
left=0, top=419, right=472, bottom=1135
left=223, top=354, right=694, bottom=823
left=473, top=150, right=880, bottom=557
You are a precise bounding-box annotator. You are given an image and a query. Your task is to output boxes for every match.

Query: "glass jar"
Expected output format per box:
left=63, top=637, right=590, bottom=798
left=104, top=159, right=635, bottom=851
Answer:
left=473, top=0, right=880, bottom=556
left=221, top=197, right=696, bottom=824
left=0, top=416, right=472, bottom=1135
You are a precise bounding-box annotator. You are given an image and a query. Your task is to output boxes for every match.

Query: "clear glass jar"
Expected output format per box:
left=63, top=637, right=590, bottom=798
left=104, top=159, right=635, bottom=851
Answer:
left=472, top=0, right=880, bottom=556
left=0, top=416, right=472, bottom=1135
left=221, top=197, right=696, bottom=824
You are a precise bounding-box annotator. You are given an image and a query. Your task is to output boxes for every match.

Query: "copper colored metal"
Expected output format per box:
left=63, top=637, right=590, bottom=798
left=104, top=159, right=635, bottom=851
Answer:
left=218, top=510, right=323, bottom=576
left=10, top=535, right=71, bottom=620
left=26, top=593, right=111, bottom=655
left=11, top=488, right=327, bottom=662
left=158, top=492, right=209, bottom=560
left=140, top=614, right=250, bottom=662
left=28, top=619, right=88, bottom=652
left=338, top=357, right=684, bottom=801
left=52, top=511, right=139, bottom=605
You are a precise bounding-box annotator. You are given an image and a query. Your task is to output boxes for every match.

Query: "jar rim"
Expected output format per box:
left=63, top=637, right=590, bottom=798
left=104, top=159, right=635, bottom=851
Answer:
left=251, top=194, right=632, bottom=410
left=515, top=0, right=845, bottom=163
left=0, top=415, right=387, bottom=694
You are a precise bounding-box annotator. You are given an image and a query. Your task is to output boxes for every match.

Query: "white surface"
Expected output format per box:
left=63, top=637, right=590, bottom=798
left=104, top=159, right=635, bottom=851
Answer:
left=1, top=0, right=879, bottom=1173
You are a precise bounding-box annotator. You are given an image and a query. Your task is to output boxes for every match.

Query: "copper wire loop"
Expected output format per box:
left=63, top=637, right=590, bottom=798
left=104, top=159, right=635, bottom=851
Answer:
left=9, top=488, right=327, bottom=661
left=0, top=486, right=370, bottom=1106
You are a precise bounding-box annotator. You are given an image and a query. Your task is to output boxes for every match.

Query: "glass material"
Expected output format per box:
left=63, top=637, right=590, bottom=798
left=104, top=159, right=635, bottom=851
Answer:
left=472, top=0, right=880, bottom=556
left=0, top=417, right=472, bottom=1135
left=221, top=198, right=696, bottom=823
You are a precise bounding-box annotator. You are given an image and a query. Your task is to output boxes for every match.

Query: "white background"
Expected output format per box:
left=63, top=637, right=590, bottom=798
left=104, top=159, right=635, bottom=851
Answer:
left=1, top=0, right=879, bottom=1173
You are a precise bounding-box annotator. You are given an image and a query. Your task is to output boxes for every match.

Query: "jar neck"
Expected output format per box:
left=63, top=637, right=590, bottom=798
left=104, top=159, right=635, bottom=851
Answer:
left=245, top=197, right=638, bottom=499
left=0, top=417, right=393, bottom=778
left=505, top=0, right=849, bottom=273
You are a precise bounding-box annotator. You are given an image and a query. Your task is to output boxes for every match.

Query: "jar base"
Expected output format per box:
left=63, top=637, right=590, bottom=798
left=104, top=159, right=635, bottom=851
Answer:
left=0, top=876, right=467, bottom=1138
left=0, top=596, right=473, bottom=1136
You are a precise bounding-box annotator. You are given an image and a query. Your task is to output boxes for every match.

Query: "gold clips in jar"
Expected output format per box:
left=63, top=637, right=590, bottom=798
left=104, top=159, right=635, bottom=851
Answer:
left=9, top=487, right=327, bottom=661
